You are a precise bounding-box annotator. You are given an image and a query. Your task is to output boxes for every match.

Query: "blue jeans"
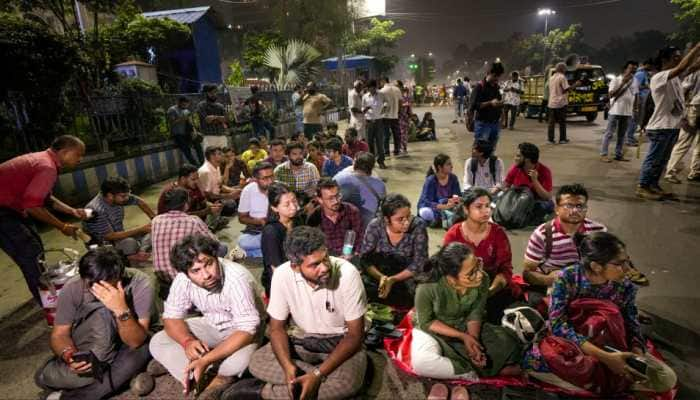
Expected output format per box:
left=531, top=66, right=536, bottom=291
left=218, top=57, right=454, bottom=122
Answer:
left=474, top=120, right=501, bottom=148
left=601, top=115, right=629, bottom=157
left=639, top=129, right=680, bottom=188
left=455, top=97, right=465, bottom=118
left=238, top=233, right=262, bottom=258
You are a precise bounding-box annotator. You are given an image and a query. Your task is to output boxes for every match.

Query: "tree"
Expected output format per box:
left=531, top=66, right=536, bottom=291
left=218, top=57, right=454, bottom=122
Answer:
left=347, top=18, right=406, bottom=75
left=271, top=0, right=353, bottom=57
left=264, top=39, right=321, bottom=89
left=225, top=60, right=245, bottom=87
left=242, top=30, right=284, bottom=76
left=595, top=30, right=676, bottom=72
left=671, top=0, right=700, bottom=43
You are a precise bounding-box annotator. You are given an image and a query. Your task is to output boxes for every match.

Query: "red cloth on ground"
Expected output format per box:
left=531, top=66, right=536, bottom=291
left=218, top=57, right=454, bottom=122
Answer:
left=384, top=302, right=677, bottom=399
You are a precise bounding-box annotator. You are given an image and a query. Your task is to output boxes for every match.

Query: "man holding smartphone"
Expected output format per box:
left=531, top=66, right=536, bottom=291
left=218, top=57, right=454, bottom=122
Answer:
left=35, top=246, right=154, bottom=399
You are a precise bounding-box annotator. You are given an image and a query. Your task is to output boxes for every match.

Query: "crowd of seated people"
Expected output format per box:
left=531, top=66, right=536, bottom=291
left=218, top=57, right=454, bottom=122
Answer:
left=37, top=114, right=670, bottom=400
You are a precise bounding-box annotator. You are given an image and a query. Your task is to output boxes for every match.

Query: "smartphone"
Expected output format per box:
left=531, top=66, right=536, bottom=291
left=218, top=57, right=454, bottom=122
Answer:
left=72, top=350, right=92, bottom=364
left=603, top=346, right=648, bottom=377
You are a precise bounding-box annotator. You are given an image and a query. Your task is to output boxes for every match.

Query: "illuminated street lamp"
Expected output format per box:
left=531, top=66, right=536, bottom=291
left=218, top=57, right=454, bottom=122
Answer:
left=538, top=8, right=556, bottom=73
left=428, top=52, right=433, bottom=57
left=410, top=53, right=415, bottom=58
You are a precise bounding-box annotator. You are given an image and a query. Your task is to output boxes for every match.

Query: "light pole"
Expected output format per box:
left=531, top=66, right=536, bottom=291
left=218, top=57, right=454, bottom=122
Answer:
left=538, top=8, right=555, bottom=74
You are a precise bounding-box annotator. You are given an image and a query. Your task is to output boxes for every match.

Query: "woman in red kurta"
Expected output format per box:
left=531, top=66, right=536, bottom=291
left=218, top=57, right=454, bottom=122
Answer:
left=443, top=187, right=521, bottom=323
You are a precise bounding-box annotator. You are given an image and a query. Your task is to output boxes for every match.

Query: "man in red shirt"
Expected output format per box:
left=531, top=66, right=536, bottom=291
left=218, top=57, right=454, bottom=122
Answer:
left=341, top=127, right=369, bottom=159
left=503, top=142, right=554, bottom=215
left=0, top=135, right=89, bottom=304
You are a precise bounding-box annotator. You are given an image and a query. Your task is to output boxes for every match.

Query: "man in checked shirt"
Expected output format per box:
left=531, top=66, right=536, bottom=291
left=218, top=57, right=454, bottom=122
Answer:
left=149, top=234, right=264, bottom=398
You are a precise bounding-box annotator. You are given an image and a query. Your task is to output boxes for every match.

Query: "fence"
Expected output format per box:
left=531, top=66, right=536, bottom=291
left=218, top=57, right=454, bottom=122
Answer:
left=1, top=85, right=349, bottom=161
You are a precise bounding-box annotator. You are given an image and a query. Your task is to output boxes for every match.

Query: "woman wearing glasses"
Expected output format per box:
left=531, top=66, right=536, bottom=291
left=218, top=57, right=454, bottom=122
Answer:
left=443, top=187, right=520, bottom=323
left=358, top=193, right=428, bottom=307
left=412, top=243, right=523, bottom=399
left=522, top=232, right=676, bottom=395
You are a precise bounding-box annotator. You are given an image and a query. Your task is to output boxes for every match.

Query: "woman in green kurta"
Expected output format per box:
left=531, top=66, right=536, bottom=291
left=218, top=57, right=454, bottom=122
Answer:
left=411, top=242, right=523, bottom=382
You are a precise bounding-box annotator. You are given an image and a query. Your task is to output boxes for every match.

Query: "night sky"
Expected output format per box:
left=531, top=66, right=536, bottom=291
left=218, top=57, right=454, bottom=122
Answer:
left=386, top=0, right=679, bottom=61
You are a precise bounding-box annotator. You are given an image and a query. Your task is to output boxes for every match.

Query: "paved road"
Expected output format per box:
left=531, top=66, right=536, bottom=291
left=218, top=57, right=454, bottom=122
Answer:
left=1, top=106, right=699, bottom=398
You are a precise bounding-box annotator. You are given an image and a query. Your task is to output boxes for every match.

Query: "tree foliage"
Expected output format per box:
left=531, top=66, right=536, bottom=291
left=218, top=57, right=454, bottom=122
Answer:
left=347, top=18, right=406, bottom=75
left=671, top=0, right=700, bottom=43
left=242, top=30, right=284, bottom=76
left=225, top=60, right=245, bottom=87
left=264, top=39, right=321, bottom=89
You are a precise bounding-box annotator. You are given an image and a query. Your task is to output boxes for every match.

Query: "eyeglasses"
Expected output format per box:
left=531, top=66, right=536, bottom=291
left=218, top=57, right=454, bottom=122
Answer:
left=560, top=203, right=588, bottom=212
left=463, top=257, right=484, bottom=280
left=323, top=193, right=343, bottom=202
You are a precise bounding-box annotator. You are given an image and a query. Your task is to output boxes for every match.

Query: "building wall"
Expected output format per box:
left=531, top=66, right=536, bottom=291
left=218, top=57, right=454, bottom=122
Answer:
left=193, top=16, right=223, bottom=85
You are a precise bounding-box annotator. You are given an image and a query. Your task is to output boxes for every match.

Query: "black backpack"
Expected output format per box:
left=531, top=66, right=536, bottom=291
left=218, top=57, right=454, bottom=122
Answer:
left=469, top=157, right=498, bottom=186
left=492, top=187, right=536, bottom=229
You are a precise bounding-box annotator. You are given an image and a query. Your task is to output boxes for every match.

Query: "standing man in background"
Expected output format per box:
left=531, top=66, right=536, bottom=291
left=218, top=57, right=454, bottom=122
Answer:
left=301, top=82, right=333, bottom=140
left=452, top=78, right=468, bottom=124
left=348, top=80, right=366, bottom=140
left=379, top=77, right=402, bottom=157
left=168, top=96, right=204, bottom=166
left=197, top=84, right=229, bottom=151
left=547, top=62, right=581, bottom=144
left=0, top=135, right=88, bottom=304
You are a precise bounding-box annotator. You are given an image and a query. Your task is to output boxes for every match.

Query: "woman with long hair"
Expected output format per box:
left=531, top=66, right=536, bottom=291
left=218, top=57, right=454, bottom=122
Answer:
left=413, top=243, right=522, bottom=399
left=443, top=187, right=519, bottom=323
left=398, top=86, right=412, bottom=155
left=417, top=153, right=462, bottom=228
left=522, top=232, right=676, bottom=395
left=359, top=193, right=428, bottom=307
left=260, top=182, right=300, bottom=295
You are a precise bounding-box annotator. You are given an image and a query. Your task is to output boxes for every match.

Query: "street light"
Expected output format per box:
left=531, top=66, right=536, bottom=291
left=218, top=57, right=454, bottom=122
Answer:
left=538, top=8, right=556, bottom=74
left=428, top=52, right=433, bottom=57
left=410, top=53, right=415, bottom=58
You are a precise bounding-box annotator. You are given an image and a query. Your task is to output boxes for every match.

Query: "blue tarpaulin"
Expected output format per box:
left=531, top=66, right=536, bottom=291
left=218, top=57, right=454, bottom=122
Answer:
left=323, top=55, right=375, bottom=70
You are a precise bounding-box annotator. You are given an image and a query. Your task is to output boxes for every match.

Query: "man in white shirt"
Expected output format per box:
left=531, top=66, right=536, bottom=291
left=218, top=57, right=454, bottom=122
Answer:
left=150, top=234, right=263, bottom=398
left=666, top=70, right=700, bottom=183
left=502, top=71, right=524, bottom=130
left=601, top=61, right=639, bottom=162
left=348, top=80, right=366, bottom=140
left=246, top=226, right=367, bottom=399
left=379, top=77, right=402, bottom=156
left=547, top=63, right=581, bottom=144
left=637, top=43, right=700, bottom=200
left=362, top=80, right=388, bottom=169
left=237, top=162, right=274, bottom=257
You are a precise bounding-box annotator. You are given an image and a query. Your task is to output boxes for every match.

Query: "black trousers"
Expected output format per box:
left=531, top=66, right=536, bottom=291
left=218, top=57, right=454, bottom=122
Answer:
left=547, top=107, right=567, bottom=142
left=0, top=208, right=44, bottom=305
left=382, top=118, right=401, bottom=155
left=366, top=119, right=385, bottom=163
left=172, top=134, right=204, bottom=166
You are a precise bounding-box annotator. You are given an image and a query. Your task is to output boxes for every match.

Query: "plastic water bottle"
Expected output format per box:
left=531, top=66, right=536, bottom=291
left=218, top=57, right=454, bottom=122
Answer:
left=342, top=230, right=356, bottom=256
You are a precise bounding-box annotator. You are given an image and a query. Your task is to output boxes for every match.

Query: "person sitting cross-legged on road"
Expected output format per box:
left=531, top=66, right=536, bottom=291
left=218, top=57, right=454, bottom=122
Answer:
left=262, top=139, right=288, bottom=169
left=463, top=139, right=505, bottom=194
left=443, top=188, right=521, bottom=324
left=245, top=226, right=368, bottom=400
left=260, top=183, right=300, bottom=296
left=35, top=246, right=154, bottom=400
left=359, top=193, right=428, bottom=308
left=274, top=141, right=321, bottom=209
left=333, top=151, right=387, bottom=229
left=151, top=188, right=227, bottom=298
left=502, top=142, right=554, bottom=219
left=306, top=178, right=364, bottom=257
left=417, top=153, right=462, bottom=228
left=83, top=176, right=154, bottom=259
left=240, top=138, right=269, bottom=173
left=322, top=138, right=354, bottom=178
left=522, top=232, right=676, bottom=395
left=237, top=162, right=275, bottom=258
left=149, top=234, right=263, bottom=400
left=198, top=146, right=242, bottom=217
left=341, top=127, right=369, bottom=160
left=413, top=243, right=522, bottom=400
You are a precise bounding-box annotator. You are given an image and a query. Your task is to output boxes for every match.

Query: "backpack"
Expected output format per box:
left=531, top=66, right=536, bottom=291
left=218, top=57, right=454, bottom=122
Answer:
left=469, top=157, right=498, bottom=186
left=501, top=306, right=546, bottom=345
left=492, top=187, right=536, bottom=229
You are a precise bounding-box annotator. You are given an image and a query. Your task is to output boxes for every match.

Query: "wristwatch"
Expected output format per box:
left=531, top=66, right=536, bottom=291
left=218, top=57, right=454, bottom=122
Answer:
left=312, top=368, right=326, bottom=382
left=115, top=310, right=132, bottom=322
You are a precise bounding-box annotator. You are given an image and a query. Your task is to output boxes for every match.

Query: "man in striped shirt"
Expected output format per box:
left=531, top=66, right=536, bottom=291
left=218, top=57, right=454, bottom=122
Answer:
left=151, top=188, right=226, bottom=293
left=523, top=184, right=606, bottom=287
left=150, top=234, right=263, bottom=398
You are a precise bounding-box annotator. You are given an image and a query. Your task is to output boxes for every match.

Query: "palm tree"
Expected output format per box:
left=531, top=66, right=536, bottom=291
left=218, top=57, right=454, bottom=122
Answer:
left=264, top=39, right=321, bottom=89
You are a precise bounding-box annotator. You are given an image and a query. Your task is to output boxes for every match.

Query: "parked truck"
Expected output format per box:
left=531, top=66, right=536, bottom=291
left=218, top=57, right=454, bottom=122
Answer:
left=521, top=64, right=608, bottom=122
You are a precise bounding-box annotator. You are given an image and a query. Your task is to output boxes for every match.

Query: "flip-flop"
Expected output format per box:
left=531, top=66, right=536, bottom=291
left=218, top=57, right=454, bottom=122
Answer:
left=427, top=383, right=449, bottom=400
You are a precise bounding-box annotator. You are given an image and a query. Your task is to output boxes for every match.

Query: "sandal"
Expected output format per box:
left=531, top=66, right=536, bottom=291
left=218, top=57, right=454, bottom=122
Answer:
left=427, top=383, right=449, bottom=400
